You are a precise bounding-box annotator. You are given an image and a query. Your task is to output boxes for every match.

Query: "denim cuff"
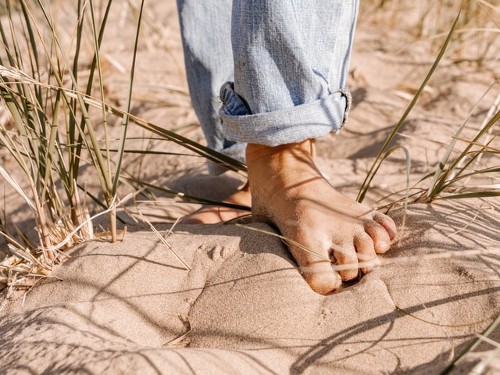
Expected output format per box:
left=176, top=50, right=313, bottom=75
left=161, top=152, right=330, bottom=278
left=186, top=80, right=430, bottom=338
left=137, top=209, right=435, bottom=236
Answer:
left=219, top=82, right=352, bottom=147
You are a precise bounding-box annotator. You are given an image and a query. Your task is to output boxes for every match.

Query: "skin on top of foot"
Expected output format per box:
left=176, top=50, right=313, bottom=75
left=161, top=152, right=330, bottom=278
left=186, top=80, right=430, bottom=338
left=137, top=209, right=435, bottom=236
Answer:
left=185, top=140, right=397, bottom=295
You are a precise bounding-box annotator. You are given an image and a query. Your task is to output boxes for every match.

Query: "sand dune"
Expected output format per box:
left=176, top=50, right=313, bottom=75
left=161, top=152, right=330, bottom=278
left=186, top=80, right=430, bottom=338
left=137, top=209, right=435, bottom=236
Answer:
left=1, top=1, right=499, bottom=374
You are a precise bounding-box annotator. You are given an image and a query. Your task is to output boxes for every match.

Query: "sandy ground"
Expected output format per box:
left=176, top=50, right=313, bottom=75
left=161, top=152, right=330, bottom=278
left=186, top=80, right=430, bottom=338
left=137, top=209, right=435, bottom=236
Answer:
left=1, top=1, right=499, bottom=374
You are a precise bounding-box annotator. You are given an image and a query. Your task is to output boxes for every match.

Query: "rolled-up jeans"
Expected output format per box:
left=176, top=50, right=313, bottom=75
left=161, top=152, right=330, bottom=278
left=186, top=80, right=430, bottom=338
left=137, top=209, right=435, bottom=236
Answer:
left=176, top=0, right=358, bottom=173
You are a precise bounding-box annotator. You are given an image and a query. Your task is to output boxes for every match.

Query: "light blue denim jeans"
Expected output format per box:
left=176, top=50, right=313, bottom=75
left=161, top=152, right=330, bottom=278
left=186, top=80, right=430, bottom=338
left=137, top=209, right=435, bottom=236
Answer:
left=176, top=0, right=358, bottom=173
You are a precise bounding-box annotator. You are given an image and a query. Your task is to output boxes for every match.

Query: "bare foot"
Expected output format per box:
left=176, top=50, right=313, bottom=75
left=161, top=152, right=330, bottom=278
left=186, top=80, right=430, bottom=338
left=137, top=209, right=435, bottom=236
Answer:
left=246, top=140, right=397, bottom=295
left=182, top=183, right=251, bottom=224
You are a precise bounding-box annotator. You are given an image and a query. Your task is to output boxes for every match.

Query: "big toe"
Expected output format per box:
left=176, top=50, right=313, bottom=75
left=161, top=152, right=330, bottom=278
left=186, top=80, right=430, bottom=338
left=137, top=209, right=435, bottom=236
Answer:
left=290, top=245, right=340, bottom=294
left=301, top=261, right=342, bottom=295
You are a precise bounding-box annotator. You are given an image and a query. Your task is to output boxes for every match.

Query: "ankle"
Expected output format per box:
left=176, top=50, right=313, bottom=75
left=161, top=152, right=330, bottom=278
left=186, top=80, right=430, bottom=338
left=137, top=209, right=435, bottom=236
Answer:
left=246, top=140, right=315, bottom=164
left=245, top=140, right=321, bottom=208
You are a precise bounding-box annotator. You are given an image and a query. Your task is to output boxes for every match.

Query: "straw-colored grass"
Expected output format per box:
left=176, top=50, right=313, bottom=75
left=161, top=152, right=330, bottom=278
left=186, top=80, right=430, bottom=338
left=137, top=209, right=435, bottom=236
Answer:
left=0, top=0, right=496, bottom=283
left=0, top=0, right=499, bottom=366
left=0, top=0, right=247, bottom=295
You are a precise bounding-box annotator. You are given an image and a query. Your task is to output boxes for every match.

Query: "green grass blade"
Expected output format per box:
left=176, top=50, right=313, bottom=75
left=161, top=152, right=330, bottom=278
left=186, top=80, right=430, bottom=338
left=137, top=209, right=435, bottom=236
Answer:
left=67, top=0, right=86, bottom=196
left=434, top=190, right=500, bottom=200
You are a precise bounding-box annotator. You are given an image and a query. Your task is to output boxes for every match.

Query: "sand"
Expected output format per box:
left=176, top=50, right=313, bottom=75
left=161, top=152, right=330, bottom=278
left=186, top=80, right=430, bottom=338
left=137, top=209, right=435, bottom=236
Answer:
left=1, top=202, right=499, bottom=374
left=1, top=1, right=499, bottom=374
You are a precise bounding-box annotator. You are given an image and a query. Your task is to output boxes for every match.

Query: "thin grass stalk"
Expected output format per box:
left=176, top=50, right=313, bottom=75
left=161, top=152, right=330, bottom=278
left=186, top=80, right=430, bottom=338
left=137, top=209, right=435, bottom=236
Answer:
left=109, top=0, right=145, bottom=242
left=30, top=0, right=114, bottom=196
left=462, top=93, right=500, bottom=168
left=41, top=89, right=60, bottom=201
left=72, top=0, right=113, bottom=189
left=440, top=313, right=500, bottom=375
left=67, top=0, right=85, bottom=221
left=88, top=0, right=110, bottom=177
left=19, top=0, right=44, bottom=128
left=434, top=190, right=500, bottom=200
left=426, top=109, right=499, bottom=200
left=439, top=166, right=500, bottom=184
left=64, top=90, right=248, bottom=174
left=87, top=0, right=117, bottom=240
left=357, top=5, right=462, bottom=203
left=112, top=0, right=144, bottom=193
left=2, top=3, right=38, bottom=161
left=433, top=137, right=497, bottom=196
left=4, top=75, right=247, bottom=175
left=424, top=83, right=497, bottom=200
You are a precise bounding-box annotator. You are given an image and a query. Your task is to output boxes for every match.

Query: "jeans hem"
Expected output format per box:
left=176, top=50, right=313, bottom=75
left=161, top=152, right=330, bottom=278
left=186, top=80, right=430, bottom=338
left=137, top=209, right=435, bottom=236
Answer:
left=219, top=82, right=351, bottom=147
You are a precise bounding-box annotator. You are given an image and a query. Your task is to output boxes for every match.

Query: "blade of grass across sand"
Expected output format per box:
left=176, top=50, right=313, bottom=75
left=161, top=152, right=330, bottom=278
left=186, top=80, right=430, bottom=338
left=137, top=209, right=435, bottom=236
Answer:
left=138, top=215, right=191, bottom=271
left=88, top=0, right=112, bottom=183
left=100, top=148, right=207, bottom=157
left=356, top=5, right=462, bottom=203
left=67, top=0, right=86, bottom=196
left=111, top=0, right=144, bottom=193
left=2, top=69, right=247, bottom=176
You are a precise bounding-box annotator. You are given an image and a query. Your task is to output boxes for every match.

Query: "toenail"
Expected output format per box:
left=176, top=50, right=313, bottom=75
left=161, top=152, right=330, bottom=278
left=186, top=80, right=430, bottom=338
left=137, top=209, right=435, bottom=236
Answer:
left=377, top=241, right=390, bottom=250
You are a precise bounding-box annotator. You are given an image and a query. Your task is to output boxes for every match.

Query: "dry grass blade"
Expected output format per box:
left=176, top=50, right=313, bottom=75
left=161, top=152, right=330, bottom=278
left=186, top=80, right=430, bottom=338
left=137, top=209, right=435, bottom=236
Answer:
left=123, top=176, right=250, bottom=211
left=235, top=223, right=500, bottom=273
left=423, top=84, right=499, bottom=202
left=138, top=213, right=191, bottom=271
left=440, top=313, right=500, bottom=375
left=0, top=166, right=35, bottom=210
left=357, top=4, right=463, bottom=203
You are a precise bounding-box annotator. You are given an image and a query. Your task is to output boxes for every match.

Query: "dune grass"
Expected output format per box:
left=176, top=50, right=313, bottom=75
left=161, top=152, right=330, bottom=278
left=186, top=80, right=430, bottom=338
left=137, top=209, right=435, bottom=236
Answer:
left=0, top=1, right=495, bottom=259
left=0, top=0, right=248, bottom=293
left=0, top=0, right=499, bottom=366
left=0, top=0, right=496, bottom=282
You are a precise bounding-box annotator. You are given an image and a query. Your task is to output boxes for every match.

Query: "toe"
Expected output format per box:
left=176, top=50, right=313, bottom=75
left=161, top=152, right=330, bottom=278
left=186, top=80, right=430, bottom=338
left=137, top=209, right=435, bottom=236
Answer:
left=373, top=212, right=397, bottom=240
left=354, top=232, right=380, bottom=274
left=332, top=244, right=359, bottom=282
left=364, top=220, right=392, bottom=254
left=300, top=260, right=342, bottom=295
left=287, top=236, right=341, bottom=295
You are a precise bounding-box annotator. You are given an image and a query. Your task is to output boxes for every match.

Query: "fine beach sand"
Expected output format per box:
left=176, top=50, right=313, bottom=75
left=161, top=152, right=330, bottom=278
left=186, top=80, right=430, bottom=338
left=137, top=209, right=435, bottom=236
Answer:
left=1, top=1, right=499, bottom=374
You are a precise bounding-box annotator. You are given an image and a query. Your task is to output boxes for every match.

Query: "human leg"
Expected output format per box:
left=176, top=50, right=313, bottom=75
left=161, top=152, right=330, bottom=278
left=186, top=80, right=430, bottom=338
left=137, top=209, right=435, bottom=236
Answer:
left=176, top=0, right=252, bottom=222
left=177, top=0, right=397, bottom=294
left=176, top=0, right=246, bottom=171
left=220, top=0, right=396, bottom=294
